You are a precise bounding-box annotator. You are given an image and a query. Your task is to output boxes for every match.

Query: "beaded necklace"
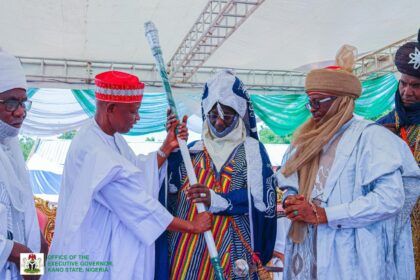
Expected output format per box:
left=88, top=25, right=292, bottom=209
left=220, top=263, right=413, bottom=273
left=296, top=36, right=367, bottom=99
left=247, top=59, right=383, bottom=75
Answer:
left=395, top=112, right=420, bottom=163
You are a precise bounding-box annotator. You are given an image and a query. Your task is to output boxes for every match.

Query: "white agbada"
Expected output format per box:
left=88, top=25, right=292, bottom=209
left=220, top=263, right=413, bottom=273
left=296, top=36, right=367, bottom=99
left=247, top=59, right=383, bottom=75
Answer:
left=0, top=137, right=41, bottom=280
left=0, top=49, right=40, bottom=280
left=48, top=119, right=173, bottom=280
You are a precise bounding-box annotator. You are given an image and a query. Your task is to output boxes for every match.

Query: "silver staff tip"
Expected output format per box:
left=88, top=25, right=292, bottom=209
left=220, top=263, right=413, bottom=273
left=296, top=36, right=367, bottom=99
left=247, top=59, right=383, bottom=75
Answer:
left=144, top=21, right=160, bottom=48
left=144, top=21, right=157, bottom=34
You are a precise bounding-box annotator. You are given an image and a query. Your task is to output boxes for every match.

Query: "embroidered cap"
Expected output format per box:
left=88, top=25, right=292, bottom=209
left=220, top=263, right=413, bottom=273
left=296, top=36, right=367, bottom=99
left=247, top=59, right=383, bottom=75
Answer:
left=395, top=29, right=420, bottom=78
left=305, top=45, right=362, bottom=99
left=94, top=71, right=144, bottom=103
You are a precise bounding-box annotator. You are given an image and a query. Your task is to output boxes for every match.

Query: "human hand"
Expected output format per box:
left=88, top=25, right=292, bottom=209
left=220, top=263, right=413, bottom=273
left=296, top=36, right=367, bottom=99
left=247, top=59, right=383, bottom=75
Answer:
left=8, top=242, right=34, bottom=275
left=176, top=115, right=189, bottom=142
left=166, top=108, right=188, bottom=141
left=186, top=184, right=211, bottom=207
left=166, top=108, right=177, bottom=131
left=190, top=212, right=213, bottom=234
left=284, top=195, right=322, bottom=225
left=161, top=113, right=188, bottom=154
left=284, top=194, right=305, bottom=208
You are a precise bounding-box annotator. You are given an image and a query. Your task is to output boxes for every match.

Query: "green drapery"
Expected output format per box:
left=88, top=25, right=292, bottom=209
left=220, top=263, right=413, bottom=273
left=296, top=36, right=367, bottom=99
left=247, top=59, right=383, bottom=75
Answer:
left=71, top=89, right=96, bottom=118
left=251, top=73, right=397, bottom=136
left=251, top=92, right=310, bottom=137
left=27, top=88, right=39, bottom=98
left=71, top=90, right=168, bottom=136
left=25, top=73, right=397, bottom=137
left=354, top=73, right=397, bottom=118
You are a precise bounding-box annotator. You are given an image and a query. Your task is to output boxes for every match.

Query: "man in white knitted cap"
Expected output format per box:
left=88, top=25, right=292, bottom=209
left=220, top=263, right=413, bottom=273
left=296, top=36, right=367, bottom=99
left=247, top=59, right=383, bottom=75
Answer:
left=0, top=49, right=48, bottom=279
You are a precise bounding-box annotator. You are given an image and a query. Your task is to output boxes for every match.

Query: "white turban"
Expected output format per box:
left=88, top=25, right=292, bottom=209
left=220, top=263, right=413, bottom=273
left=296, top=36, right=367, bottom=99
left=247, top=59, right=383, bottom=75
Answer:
left=0, top=49, right=27, bottom=93
left=202, top=69, right=247, bottom=118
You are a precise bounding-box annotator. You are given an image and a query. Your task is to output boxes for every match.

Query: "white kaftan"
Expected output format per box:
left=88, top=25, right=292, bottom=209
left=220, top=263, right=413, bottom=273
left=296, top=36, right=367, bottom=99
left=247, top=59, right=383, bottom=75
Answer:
left=0, top=137, right=41, bottom=280
left=48, top=120, right=173, bottom=280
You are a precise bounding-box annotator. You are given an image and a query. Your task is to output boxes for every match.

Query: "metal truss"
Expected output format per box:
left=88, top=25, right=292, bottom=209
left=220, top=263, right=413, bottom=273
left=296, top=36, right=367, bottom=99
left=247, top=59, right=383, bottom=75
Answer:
left=18, top=56, right=306, bottom=91
left=168, top=0, right=266, bottom=83
left=187, top=66, right=305, bottom=91
left=18, top=56, right=161, bottom=89
left=354, top=33, right=417, bottom=79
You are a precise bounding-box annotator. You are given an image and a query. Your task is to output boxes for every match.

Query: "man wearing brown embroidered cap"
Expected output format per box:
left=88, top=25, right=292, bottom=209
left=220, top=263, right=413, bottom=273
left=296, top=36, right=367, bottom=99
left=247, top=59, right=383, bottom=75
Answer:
left=276, top=45, right=420, bottom=280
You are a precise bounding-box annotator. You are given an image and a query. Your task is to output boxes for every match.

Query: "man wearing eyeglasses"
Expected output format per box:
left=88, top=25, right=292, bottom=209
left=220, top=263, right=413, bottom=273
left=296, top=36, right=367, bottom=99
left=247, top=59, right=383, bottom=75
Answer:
left=0, top=50, right=48, bottom=279
left=276, top=45, right=420, bottom=280
left=377, top=28, right=420, bottom=277
left=157, top=70, right=277, bottom=279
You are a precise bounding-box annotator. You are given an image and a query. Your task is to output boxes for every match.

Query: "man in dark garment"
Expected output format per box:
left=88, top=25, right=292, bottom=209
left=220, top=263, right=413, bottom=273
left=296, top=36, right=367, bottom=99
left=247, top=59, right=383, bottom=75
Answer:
left=377, top=28, right=420, bottom=276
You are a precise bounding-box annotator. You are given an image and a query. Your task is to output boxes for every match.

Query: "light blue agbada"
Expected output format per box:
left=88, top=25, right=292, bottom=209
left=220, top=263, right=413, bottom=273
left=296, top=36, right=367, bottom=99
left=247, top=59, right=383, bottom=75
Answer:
left=277, top=118, right=420, bottom=280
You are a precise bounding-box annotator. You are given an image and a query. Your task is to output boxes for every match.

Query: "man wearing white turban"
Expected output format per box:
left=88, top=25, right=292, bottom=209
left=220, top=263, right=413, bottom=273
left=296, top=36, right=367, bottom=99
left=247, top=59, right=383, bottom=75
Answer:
left=0, top=49, right=48, bottom=279
left=158, top=70, right=277, bottom=280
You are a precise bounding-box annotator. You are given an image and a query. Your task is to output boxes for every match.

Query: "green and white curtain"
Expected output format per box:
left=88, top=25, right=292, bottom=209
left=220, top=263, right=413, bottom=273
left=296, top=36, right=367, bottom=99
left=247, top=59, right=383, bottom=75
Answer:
left=72, top=90, right=169, bottom=136
left=251, top=73, right=397, bottom=136
left=21, top=73, right=397, bottom=137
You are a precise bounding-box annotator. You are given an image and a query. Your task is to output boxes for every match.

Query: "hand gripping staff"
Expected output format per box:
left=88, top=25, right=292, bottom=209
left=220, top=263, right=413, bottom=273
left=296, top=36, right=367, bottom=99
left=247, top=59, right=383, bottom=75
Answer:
left=144, top=21, right=226, bottom=280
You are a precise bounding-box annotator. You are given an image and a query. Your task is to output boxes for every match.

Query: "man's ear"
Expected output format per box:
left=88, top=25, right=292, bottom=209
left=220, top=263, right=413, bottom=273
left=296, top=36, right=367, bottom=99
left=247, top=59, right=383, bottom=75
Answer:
left=106, top=103, right=116, bottom=113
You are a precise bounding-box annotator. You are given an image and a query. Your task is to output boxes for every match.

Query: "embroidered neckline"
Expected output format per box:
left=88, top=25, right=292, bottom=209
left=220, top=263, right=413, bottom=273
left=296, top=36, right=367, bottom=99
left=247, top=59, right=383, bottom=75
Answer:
left=396, top=112, right=420, bottom=164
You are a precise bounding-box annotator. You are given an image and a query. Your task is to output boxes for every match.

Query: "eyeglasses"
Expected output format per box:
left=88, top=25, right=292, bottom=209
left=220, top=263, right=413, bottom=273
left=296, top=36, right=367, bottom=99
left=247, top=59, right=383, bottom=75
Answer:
left=305, top=97, right=336, bottom=110
left=0, top=99, right=32, bottom=112
left=207, top=112, right=236, bottom=124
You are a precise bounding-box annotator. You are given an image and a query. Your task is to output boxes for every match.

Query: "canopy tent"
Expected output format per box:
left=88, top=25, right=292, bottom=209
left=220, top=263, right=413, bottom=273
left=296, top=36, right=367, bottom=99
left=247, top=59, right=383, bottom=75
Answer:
left=2, top=0, right=414, bottom=203
left=1, top=0, right=419, bottom=90
left=1, top=0, right=420, bottom=70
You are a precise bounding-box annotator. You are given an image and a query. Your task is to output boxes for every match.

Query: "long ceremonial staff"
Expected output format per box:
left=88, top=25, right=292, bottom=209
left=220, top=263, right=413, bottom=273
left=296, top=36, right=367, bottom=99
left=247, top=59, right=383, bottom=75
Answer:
left=144, top=21, right=226, bottom=280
